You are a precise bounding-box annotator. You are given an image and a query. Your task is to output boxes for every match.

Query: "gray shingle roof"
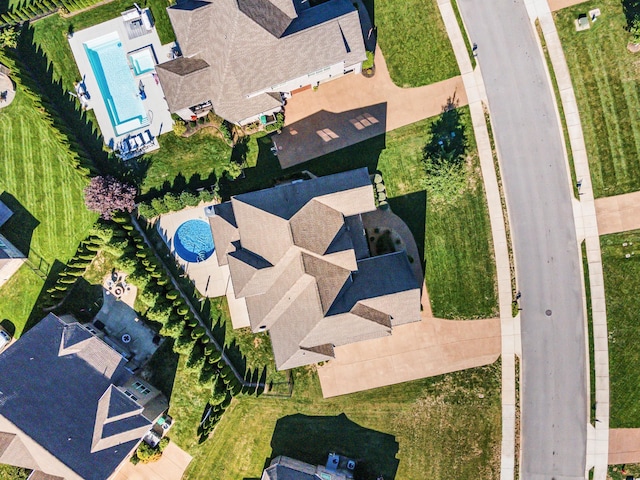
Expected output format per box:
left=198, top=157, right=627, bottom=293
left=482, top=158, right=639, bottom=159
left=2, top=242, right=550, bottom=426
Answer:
left=160, top=0, right=366, bottom=123
left=210, top=169, right=421, bottom=370
left=0, top=314, right=153, bottom=480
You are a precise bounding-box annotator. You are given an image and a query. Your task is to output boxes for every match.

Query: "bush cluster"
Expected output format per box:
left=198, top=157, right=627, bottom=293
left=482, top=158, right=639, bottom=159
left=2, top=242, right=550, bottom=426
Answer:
left=130, top=437, right=170, bottom=465
left=1, top=0, right=106, bottom=27
left=264, top=112, right=284, bottom=133
left=137, top=188, right=218, bottom=219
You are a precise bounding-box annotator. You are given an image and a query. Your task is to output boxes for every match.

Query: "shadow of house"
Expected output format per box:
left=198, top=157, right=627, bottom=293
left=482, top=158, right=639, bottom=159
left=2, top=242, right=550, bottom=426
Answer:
left=388, top=190, right=427, bottom=278
left=221, top=120, right=387, bottom=200
left=0, top=192, right=38, bottom=261
left=272, top=103, right=388, bottom=169
left=269, top=413, right=399, bottom=480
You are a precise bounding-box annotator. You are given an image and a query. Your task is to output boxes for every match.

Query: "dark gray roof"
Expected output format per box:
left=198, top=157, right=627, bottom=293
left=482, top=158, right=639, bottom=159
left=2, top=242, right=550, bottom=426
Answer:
left=161, top=0, right=366, bottom=122
left=0, top=200, right=13, bottom=228
left=263, top=455, right=318, bottom=480
left=0, top=314, right=152, bottom=480
left=211, top=169, right=421, bottom=370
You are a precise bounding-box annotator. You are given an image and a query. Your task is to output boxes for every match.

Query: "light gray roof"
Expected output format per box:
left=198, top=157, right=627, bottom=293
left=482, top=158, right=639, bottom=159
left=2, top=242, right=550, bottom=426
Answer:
left=210, top=169, right=421, bottom=370
left=263, top=455, right=318, bottom=480
left=160, top=0, right=366, bottom=122
left=0, top=314, right=156, bottom=480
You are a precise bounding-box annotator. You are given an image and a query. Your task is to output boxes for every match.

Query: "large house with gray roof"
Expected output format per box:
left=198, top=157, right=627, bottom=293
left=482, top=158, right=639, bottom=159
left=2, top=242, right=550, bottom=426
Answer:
left=209, top=168, right=421, bottom=370
left=157, top=0, right=367, bottom=125
left=0, top=313, right=167, bottom=480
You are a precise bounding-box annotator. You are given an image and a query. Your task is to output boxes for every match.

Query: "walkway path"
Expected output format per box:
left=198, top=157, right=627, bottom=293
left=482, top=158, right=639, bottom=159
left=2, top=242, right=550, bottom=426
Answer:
left=594, top=191, right=640, bottom=235
left=113, top=442, right=192, bottom=480
left=437, top=2, right=519, bottom=479
left=525, top=0, right=610, bottom=477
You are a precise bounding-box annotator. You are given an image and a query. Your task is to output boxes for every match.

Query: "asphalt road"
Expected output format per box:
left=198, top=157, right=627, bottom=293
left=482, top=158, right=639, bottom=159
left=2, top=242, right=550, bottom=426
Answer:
left=455, top=0, right=588, bottom=478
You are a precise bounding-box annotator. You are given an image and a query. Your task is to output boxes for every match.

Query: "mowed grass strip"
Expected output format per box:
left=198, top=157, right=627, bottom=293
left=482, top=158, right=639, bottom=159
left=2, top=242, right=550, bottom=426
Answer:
left=0, top=76, right=96, bottom=336
left=555, top=0, right=640, bottom=197
left=601, top=230, right=640, bottom=427
left=365, top=0, right=459, bottom=87
left=169, top=361, right=501, bottom=479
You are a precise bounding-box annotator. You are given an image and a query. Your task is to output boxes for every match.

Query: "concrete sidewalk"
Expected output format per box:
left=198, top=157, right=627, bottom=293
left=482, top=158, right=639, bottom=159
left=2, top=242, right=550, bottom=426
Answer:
left=594, top=191, right=640, bottom=235
left=524, top=0, right=611, bottom=477
left=437, top=1, right=519, bottom=479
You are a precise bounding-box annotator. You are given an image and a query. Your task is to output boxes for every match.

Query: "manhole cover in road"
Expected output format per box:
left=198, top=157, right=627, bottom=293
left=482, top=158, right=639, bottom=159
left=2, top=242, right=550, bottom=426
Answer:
left=545, top=309, right=552, bottom=316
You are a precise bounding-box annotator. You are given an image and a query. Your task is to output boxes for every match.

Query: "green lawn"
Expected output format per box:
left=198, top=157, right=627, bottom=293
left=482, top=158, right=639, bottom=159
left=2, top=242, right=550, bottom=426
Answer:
left=0, top=71, right=96, bottom=336
left=555, top=0, right=640, bottom=197
left=140, top=129, right=233, bottom=194
left=167, top=358, right=501, bottom=479
left=601, top=230, right=640, bottom=427
left=365, top=0, right=459, bottom=87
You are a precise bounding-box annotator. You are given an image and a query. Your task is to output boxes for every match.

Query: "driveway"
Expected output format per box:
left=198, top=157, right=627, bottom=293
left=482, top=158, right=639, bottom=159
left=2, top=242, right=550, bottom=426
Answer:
left=594, top=191, right=640, bottom=235
left=113, top=442, right=192, bottom=480
left=456, top=0, right=587, bottom=478
left=608, top=428, right=640, bottom=464
left=317, top=312, right=501, bottom=397
left=274, top=46, right=466, bottom=168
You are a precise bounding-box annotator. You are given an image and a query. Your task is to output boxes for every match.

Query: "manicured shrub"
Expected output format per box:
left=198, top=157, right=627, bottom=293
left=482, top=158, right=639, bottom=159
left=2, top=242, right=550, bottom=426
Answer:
left=191, top=326, right=205, bottom=340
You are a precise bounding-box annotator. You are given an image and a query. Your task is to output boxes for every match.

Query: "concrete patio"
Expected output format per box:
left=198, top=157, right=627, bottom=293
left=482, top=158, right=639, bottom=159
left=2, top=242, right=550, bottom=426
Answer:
left=157, top=203, right=250, bottom=329
left=94, top=283, right=161, bottom=370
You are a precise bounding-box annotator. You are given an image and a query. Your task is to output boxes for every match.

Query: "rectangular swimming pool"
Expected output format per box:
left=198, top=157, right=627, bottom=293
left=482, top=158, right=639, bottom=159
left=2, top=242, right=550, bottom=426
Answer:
left=83, top=32, right=149, bottom=136
left=129, top=48, right=156, bottom=76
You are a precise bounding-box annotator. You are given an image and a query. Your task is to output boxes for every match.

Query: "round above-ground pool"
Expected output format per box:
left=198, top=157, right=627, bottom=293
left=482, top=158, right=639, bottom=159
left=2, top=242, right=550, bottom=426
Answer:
left=174, top=219, right=215, bottom=263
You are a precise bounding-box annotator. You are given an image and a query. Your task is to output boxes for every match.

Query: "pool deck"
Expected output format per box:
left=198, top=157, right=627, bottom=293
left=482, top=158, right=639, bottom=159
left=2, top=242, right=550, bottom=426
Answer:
left=68, top=9, right=174, bottom=148
left=157, top=204, right=251, bottom=329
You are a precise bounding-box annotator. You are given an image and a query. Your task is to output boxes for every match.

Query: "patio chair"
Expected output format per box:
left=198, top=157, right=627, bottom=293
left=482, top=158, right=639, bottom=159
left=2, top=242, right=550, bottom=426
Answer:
left=0, top=91, right=6, bottom=102
left=142, top=130, right=152, bottom=144
left=129, top=138, right=138, bottom=150
left=135, top=135, right=144, bottom=148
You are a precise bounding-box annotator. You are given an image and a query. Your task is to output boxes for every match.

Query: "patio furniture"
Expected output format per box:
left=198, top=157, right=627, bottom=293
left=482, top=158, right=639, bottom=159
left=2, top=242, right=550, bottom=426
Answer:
left=142, top=130, right=152, bottom=144
left=129, top=138, right=138, bottom=150
left=0, top=91, right=6, bottom=102
left=135, top=135, right=144, bottom=148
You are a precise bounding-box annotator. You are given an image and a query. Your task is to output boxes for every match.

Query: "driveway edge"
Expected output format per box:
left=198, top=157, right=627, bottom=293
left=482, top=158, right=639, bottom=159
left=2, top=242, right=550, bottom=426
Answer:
left=437, top=2, right=519, bottom=479
left=524, top=1, right=610, bottom=478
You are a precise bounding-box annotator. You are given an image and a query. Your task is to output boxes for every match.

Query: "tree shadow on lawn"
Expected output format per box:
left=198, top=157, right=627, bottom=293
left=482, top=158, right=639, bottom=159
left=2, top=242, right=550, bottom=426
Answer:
left=14, top=25, right=106, bottom=174
left=0, top=191, right=39, bottom=260
left=23, top=259, right=68, bottom=333
left=267, top=413, right=399, bottom=480
left=623, top=0, right=640, bottom=28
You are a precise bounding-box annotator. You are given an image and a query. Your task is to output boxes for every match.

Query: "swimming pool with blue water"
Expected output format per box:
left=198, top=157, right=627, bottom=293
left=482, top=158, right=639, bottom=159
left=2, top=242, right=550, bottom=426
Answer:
left=174, top=220, right=215, bottom=263
left=83, top=32, right=149, bottom=136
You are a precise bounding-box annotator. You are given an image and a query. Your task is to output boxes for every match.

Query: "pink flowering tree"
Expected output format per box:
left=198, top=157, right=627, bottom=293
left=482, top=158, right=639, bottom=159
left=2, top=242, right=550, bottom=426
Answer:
left=84, top=176, right=136, bottom=220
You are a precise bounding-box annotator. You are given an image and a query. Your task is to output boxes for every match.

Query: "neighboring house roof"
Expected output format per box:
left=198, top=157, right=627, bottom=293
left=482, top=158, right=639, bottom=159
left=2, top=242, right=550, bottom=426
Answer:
left=156, top=0, right=366, bottom=123
left=0, top=200, right=12, bottom=228
left=0, top=314, right=162, bottom=480
left=210, top=169, right=421, bottom=370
